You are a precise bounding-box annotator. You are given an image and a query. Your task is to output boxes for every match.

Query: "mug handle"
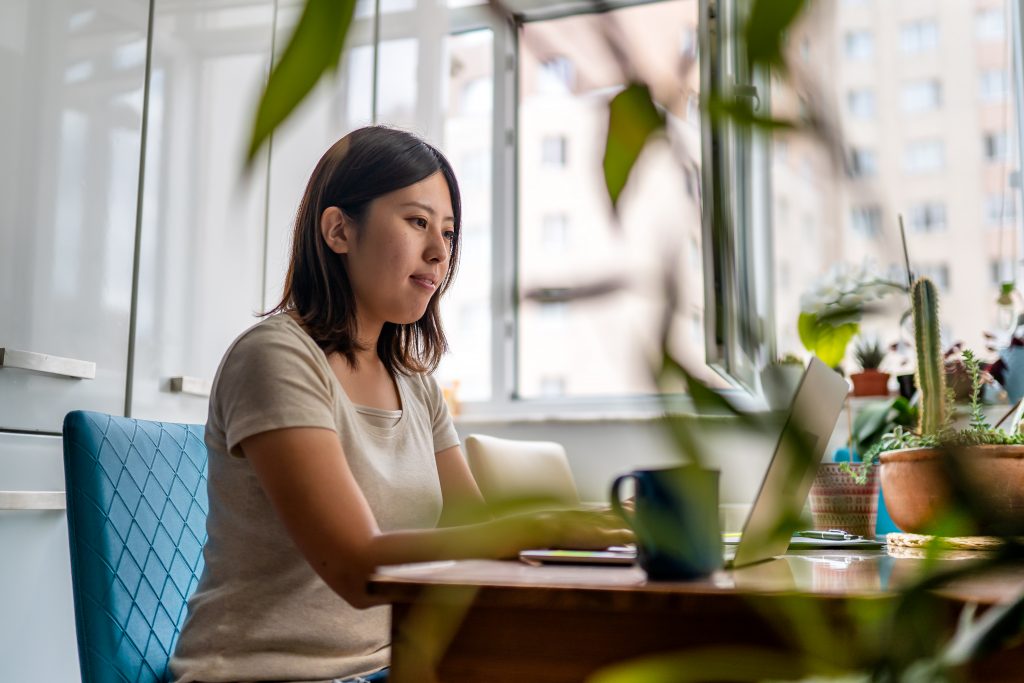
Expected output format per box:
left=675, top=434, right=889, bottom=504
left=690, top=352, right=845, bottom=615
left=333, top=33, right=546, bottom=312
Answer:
left=610, top=473, right=637, bottom=529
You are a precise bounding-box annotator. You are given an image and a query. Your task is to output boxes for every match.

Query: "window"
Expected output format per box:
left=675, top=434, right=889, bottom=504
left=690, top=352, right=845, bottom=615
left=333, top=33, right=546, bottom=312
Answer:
left=541, top=135, right=567, bottom=167
left=517, top=0, right=709, bottom=399
left=992, top=259, right=1012, bottom=286
left=918, top=263, right=951, bottom=291
left=901, top=80, right=942, bottom=113
left=977, top=8, right=1005, bottom=41
left=900, top=19, right=938, bottom=53
left=849, top=148, right=877, bottom=178
left=850, top=205, right=882, bottom=237
left=845, top=30, right=874, bottom=60
left=983, top=131, right=1008, bottom=161
left=985, top=194, right=1017, bottom=226
left=847, top=89, right=876, bottom=119
left=537, top=56, right=574, bottom=94
left=979, top=70, right=1008, bottom=102
left=908, top=202, right=947, bottom=232
left=904, top=140, right=944, bottom=173
left=541, top=213, right=569, bottom=250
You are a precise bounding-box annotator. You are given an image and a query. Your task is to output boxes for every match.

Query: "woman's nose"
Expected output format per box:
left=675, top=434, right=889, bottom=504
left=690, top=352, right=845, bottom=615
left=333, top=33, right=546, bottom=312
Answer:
left=426, top=229, right=450, bottom=263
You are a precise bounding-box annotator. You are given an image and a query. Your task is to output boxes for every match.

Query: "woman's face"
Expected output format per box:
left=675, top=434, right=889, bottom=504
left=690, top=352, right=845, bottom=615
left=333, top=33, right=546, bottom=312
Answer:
left=323, top=171, right=455, bottom=329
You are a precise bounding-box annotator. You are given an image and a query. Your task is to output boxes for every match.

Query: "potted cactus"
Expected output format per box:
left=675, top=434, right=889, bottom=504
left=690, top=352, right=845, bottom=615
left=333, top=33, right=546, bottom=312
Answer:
left=876, top=277, right=1024, bottom=534
left=850, top=336, right=889, bottom=397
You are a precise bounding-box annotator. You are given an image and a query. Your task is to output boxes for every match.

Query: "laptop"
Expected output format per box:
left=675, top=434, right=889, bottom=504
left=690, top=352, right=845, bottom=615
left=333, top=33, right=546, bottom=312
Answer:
left=519, top=356, right=850, bottom=569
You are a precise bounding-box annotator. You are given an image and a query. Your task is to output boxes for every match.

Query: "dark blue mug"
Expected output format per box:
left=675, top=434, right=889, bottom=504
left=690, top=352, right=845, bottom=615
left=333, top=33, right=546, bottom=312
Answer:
left=610, top=466, right=722, bottom=580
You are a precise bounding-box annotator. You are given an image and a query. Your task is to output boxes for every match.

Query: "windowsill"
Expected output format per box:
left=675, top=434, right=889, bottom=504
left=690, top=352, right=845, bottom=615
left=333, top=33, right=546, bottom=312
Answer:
left=451, top=390, right=768, bottom=427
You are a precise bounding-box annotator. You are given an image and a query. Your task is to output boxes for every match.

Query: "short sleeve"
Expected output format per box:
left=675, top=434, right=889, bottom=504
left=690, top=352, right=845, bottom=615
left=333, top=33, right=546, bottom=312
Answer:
left=212, top=321, right=338, bottom=458
left=421, top=374, right=461, bottom=453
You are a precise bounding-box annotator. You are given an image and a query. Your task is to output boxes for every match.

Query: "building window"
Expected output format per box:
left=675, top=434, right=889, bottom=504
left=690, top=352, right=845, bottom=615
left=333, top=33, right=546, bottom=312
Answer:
left=541, top=213, right=569, bottom=250
left=985, top=194, right=1017, bottom=226
left=537, top=55, right=574, bottom=95
left=849, top=147, right=877, bottom=178
left=919, top=263, right=951, bottom=291
left=844, top=30, right=874, bottom=60
left=979, top=70, right=1008, bottom=103
left=976, top=8, right=1005, bottom=41
left=908, top=202, right=947, bottom=232
left=850, top=205, right=882, bottom=237
left=983, top=131, right=1008, bottom=161
left=901, top=80, right=942, bottom=113
left=847, top=89, right=876, bottom=119
left=900, top=19, right=939, bottom=53
left=992, top=260, right=1011, bottom=286
left=541, top=135, right=568, bottom=167
left=904, top=139, right=945, bottom=173
left=538, top=375, right=567, bottom=397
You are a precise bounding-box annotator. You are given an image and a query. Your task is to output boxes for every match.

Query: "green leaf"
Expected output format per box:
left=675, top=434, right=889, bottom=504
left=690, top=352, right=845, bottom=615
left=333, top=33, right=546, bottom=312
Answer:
left=813, top=321, right=858, bottom=367
left=707, top=94, right=797, bottom=132
left=798, top=312, right=859, bottom=367
left=603, top=83, right=665, bottom=209
left=245, top=0, right=357, bottom=167
left=744, top=0, right=807, bottom=69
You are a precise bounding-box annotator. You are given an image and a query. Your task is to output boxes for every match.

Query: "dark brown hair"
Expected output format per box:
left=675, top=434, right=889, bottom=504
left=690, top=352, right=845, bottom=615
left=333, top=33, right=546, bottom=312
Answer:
left=268, top=126, right=461, bottom=375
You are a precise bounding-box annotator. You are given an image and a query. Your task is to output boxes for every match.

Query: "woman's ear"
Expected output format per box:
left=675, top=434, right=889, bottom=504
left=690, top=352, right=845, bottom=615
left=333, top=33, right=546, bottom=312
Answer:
left=320, top=206, right=353, bottom=255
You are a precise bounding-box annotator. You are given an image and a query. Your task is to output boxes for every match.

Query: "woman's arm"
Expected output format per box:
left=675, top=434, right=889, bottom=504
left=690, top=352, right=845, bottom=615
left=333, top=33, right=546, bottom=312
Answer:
left=242, top=427, right=631, bottom=608
left=434, top=444, right=490, bottom=527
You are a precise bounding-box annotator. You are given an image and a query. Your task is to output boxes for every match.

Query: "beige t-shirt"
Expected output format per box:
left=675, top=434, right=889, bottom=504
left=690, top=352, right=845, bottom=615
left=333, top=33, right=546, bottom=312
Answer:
left=170, top=314, right=460, bottom=683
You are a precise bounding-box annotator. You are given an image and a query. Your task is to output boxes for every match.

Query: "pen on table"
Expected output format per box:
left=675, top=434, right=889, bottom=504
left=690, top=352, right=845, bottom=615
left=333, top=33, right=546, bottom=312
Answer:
left=794, top=529, right=862, bottom=541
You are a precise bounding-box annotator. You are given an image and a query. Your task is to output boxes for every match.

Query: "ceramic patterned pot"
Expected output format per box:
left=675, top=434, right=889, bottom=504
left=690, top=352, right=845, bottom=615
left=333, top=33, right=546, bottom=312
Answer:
left=879, top=445, right=1024, bottom=534
left=808, top=463, right=879, bottom=538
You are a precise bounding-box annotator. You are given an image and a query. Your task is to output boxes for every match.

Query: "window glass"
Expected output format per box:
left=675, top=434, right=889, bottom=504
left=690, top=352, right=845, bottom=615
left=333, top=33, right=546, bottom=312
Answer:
left=436, top=28, right=495, bottom=401
left=900, top=19, right=939, bottom=54
left=771, top=1, right=1022, bottom=365
left=517, top=0, right=708, bottom=398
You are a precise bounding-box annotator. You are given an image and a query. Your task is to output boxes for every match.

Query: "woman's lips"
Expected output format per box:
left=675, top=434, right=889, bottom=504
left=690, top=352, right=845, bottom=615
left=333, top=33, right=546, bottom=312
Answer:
left=410, top=276, right=436, bottom=291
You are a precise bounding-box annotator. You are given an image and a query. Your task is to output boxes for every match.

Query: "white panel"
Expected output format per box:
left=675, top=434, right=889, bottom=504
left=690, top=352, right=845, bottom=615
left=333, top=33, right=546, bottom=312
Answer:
left=0, top=0, right=149, bottom=432
left=130, top=0, right=275, bottom=423
left=0, top=432, right=80, bottom=683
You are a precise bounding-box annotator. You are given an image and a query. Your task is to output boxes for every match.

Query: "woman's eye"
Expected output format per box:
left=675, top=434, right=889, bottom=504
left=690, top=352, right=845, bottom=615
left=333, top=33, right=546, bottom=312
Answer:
left=412, top=217, right=428, bottom=228
left=443, top=230, right=456, bottom=241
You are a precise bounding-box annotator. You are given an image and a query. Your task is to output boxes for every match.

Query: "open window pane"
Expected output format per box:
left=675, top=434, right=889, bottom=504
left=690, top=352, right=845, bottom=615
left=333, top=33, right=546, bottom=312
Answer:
left=517, top=0, right=707, bottom=399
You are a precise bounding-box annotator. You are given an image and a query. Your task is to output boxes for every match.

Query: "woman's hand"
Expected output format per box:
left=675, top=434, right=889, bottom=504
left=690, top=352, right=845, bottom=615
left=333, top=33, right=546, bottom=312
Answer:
left=499, top=508, right=634, bottom=555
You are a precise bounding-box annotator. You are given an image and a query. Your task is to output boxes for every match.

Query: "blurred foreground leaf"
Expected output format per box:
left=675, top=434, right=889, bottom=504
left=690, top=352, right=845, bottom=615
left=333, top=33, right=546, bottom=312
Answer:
left=587, top=646, right=834, bottom=683
left=744, top=0, right=807, bottom=70
left=603, top=83, right=665, bottom=210
left=245, top=0, right=356, bottom=167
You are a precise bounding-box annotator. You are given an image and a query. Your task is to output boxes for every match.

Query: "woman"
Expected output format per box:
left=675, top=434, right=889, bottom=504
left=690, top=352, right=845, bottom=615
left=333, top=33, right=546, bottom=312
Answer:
left=170, top=126, right=631, bottom=683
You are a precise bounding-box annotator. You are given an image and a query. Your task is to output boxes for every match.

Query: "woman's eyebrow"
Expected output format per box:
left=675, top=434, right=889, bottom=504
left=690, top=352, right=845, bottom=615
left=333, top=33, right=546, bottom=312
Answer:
left=400, top=201, right=454, bottom=222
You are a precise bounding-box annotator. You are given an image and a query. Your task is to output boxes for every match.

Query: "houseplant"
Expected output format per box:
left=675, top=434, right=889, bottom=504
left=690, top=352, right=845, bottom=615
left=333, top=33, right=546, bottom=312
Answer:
left=878, top=277, right=1024, bottom=535
left=797, top=265, right=904, bottom=370
left=850, top=336, right=890, bottom=397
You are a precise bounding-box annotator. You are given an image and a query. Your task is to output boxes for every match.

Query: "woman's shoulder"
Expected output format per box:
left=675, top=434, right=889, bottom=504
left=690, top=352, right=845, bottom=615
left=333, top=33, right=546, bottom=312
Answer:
left=227, top=312, right=320, bottom=360
left=213, top=313, right=332, bottom=395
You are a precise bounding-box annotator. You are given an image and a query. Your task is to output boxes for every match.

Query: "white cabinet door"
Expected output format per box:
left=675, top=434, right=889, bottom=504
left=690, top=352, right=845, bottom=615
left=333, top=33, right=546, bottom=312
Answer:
left=0, top=432, right=79, bottom=683
left=0, top=0, right=150, bottom=432
left=129, top=0, right=275, bottom=424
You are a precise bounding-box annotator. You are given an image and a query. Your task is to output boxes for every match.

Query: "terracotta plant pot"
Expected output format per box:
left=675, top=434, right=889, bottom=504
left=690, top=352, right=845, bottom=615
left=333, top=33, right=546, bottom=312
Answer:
left=879, top=445, right=1024, bottom=534
left=850, top=369, right=890, bottom=397
left=808, top=463, right=879, bottom=538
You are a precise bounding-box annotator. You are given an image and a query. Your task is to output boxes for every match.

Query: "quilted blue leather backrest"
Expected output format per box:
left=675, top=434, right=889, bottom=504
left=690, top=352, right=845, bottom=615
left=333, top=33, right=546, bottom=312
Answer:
left=62, top=411, right=209, bottom=683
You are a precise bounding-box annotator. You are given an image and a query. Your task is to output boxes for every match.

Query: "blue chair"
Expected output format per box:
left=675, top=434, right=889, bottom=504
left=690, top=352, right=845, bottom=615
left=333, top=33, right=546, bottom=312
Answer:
left=62, top=411, right=208, bottom=683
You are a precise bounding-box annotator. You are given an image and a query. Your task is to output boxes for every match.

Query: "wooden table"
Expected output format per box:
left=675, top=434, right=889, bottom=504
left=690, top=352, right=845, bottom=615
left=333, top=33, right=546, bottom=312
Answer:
left=368, top=549, right=1024, bottom=682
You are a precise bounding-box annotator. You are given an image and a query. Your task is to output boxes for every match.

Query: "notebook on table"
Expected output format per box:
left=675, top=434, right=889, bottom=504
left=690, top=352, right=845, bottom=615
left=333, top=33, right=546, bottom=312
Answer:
left=519, top=356, right=851, bottom=569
